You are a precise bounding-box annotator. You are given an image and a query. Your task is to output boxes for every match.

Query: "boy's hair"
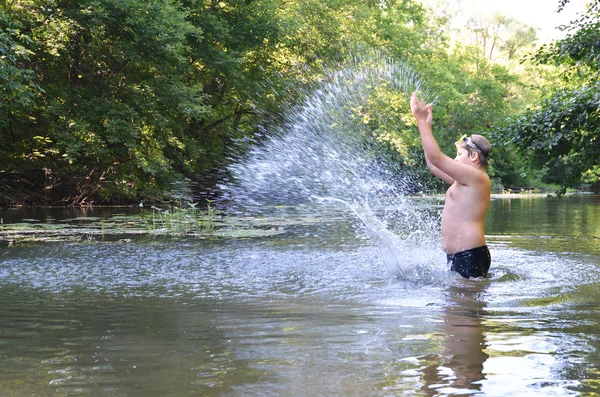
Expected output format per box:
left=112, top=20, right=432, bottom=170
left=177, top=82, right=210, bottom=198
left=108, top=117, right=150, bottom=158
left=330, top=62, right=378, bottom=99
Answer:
left=462, top=134, right=492, bottom=169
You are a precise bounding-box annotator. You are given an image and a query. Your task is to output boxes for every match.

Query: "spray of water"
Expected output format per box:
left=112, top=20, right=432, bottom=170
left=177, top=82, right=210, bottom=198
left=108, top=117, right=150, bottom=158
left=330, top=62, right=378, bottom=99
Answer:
left=220, top=54, right=446, bottom=279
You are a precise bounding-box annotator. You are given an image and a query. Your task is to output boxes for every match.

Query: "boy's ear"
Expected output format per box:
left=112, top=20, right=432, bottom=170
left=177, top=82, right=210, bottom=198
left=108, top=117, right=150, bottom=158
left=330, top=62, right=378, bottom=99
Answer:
left=471, top=151, right=480, bottom=162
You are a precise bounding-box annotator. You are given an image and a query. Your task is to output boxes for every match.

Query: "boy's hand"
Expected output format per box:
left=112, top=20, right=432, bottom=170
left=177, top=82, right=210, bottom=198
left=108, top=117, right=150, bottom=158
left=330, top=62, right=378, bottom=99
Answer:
left=410, top=92, right=432, bottom=126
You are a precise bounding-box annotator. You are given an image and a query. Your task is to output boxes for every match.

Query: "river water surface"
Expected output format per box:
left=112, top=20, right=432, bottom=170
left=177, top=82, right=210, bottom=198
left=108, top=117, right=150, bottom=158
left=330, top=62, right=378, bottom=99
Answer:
left=1, top=194, right=599, bottom=396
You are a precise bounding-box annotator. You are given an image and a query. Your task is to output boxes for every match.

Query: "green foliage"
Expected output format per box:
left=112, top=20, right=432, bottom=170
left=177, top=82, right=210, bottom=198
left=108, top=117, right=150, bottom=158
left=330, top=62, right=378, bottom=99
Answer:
left=535, top=2, right=600, bottom=72
left=494, top=2, right=600, bottom=192
left=2, top=0, right=588, bottom=204
left=494, top=84, right=600, bottom=190
left=501, top=26, right=538, bottom=60
left=0, top=10, right=43, bottom=131
left=2, top=0, right=441, bottom=204
left=1, top=0, right=282, bottom=204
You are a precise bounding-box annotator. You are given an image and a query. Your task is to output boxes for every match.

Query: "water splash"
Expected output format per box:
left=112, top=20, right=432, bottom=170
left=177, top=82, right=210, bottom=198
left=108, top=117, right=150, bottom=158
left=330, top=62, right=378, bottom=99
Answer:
left=220, top=55, right=444, bottom=279
left=221, top=55, right=436, bottom=207
left=314, top=196, right=445, bottom=279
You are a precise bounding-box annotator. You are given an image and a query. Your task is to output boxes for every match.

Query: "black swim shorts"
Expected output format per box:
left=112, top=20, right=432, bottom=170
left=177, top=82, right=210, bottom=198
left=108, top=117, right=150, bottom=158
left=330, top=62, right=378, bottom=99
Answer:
left=447, top=245, right=491, bottom=279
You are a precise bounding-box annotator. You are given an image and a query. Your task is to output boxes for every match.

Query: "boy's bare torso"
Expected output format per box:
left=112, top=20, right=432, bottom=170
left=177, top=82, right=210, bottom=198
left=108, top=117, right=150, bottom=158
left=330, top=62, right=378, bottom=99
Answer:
left=441, top=176, right=491, bottom=254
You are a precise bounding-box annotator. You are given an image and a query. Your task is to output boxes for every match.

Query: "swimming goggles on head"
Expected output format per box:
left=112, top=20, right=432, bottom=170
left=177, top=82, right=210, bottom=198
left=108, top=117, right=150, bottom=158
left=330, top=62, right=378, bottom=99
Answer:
left=455, top=134, right=481, bottom=152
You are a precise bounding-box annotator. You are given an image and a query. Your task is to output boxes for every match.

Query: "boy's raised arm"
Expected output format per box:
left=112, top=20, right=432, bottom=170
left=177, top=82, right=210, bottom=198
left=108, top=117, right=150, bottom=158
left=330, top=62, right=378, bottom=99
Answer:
left=410, top=93, right=482, bottom=186
left=410, top=93, right=442, bottom=163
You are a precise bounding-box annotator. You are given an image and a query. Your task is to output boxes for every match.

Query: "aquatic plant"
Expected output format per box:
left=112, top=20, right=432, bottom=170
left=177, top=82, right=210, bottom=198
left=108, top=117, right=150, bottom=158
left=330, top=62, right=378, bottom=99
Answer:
left=0, top=205, right=290, bottom=245
left=137, top=200, right=216, bottom=235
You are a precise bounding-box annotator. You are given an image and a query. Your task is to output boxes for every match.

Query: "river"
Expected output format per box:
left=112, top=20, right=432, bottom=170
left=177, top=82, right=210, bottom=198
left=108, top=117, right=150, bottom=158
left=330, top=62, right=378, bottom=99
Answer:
left=0, top=194, right=599, bottom=396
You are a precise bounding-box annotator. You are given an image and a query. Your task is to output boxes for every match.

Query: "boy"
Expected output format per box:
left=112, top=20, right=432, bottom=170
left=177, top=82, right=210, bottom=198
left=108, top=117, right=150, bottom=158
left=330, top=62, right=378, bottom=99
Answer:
left=410, top=93, right=493, bottom=278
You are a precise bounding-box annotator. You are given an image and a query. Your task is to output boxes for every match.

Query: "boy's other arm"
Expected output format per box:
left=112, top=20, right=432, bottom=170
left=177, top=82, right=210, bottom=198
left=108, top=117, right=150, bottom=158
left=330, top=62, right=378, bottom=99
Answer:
left=424, top=152, right=455, bottom=185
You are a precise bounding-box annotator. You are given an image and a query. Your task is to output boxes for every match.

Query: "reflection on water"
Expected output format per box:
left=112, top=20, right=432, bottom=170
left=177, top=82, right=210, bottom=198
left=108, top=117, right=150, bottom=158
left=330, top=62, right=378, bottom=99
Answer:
left=486, top=194, right=600, bottom=255
left=420, top=281, right=489, bottom=395
left=0, top=196, right=599, bottom=396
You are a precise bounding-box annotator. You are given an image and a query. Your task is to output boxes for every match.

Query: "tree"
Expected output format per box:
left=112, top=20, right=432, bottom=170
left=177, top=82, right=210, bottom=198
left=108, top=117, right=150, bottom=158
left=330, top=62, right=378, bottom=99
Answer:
left=493, top=1, right=600, bottom=193
left=0, top=10, right=42, bottom=140
left=0, top=0, right=282, bottom=204
left=0, top=0, right=555, bottom=204
left=501, top=26, right=538, bottom=60
left=465, top=12, right=516, bottom=61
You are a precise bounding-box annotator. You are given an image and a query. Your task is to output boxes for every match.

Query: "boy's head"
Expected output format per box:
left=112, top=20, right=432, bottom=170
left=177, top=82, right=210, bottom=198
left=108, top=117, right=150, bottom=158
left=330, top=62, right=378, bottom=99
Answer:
left=455, top=134, right=492, bottom=169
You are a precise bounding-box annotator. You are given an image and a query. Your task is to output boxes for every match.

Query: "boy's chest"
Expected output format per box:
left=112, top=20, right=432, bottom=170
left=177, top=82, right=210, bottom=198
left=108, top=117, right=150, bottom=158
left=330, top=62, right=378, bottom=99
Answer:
left=444, top=183, right=471, bottom=211
left=446, top=183, right=460, bottom=200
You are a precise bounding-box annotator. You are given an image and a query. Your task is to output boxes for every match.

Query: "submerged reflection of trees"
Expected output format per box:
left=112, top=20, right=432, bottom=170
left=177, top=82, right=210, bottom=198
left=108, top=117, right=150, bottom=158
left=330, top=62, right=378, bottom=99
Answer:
left=420, top=280, right=489, bottom=395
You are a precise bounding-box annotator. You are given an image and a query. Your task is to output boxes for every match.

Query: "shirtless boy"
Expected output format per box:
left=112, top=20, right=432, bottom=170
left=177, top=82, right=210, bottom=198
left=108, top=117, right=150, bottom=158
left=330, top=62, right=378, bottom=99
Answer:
left=410, top=93, right=493, bottom=278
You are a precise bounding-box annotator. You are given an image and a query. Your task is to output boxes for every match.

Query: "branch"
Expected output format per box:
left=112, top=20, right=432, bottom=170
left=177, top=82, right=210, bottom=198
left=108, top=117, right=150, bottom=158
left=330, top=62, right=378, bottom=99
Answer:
left=200, top=109, right=256, bottom=134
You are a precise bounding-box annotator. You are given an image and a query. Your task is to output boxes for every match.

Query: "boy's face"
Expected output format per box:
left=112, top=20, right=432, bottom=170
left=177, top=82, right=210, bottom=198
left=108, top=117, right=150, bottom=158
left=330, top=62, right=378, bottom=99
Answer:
left=455, top=146, right=475, bottom=165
